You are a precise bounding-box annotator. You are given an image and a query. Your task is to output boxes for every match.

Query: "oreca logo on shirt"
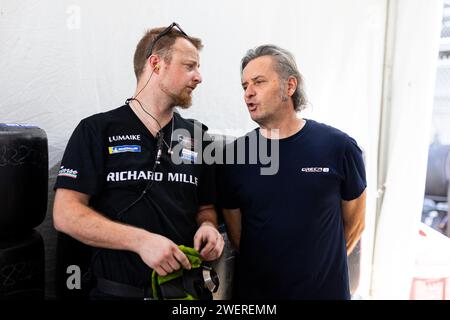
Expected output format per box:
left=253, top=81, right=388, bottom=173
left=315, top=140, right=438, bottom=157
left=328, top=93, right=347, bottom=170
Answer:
left=301, top=167, right=329, bottom=173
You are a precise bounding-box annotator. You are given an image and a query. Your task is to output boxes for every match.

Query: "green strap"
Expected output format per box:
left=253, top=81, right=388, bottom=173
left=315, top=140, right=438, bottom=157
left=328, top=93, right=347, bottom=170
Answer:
left=151, top=245, right=202, bottom=300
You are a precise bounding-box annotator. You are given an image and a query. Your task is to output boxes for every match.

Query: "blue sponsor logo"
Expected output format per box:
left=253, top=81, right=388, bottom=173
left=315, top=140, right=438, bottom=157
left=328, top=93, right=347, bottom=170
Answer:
left=109, top=145, right=141, bottom=154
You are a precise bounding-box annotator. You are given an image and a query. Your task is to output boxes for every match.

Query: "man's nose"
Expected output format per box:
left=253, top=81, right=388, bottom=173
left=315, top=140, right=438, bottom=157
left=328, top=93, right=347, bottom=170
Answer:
left=193, top=70, right=202, bottom=84
left=245, top=84, right=255, bottom=98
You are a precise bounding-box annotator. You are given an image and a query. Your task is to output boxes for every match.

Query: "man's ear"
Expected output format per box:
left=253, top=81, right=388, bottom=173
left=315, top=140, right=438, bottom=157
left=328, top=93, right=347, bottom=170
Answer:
left=287, top=76, right=298, bottom=97
left=148, top=55, right=161, bottom=73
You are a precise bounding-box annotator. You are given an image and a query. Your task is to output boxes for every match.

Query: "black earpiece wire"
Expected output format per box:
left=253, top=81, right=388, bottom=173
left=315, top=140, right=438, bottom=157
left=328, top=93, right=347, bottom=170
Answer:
left=85, top=67, right=166, bottom=280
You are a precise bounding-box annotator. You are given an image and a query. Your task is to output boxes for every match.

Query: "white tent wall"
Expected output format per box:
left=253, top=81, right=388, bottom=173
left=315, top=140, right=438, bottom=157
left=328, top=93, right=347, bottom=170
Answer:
left=0, top=0, right=385, bottom=167
left=0, top=0, right=442, bottom=299
left=371, top=0, right=443, bottom=299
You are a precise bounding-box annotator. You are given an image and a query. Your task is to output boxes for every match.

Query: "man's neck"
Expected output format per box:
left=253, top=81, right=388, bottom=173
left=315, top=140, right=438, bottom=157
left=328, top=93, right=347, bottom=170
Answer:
left=131, top=86, right=174, bottom=133
left=259, top=112, right=305, bottom=139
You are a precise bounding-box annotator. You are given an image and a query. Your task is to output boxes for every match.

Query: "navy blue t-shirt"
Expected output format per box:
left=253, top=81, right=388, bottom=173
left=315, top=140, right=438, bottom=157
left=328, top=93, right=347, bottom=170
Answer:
left=218, top=119, right=366, bottom=299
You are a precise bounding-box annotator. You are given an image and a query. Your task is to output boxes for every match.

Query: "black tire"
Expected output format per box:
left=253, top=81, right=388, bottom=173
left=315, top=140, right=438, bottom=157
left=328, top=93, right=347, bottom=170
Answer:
left=55, top=232, right=93, bottom=300
left=0, top=230, right=45, bottom=299
left=0, top=124, right=48, bottom=237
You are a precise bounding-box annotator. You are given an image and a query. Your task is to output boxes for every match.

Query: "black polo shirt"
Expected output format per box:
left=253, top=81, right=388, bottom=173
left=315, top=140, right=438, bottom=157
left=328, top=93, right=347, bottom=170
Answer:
left=54, top=105, right=215, bottom=287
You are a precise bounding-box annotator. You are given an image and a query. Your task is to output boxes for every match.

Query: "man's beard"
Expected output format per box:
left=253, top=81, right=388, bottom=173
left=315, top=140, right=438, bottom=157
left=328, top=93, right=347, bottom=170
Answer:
left=160, top=84, right=192, bottom=109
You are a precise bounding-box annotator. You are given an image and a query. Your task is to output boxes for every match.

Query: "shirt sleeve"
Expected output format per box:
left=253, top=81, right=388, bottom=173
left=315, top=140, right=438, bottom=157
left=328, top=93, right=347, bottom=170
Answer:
left=216, top=142, right=240, bottom=209
left=197, top=132, right=216, bottom=206
left=53, top=119, right=104, bottom=195
left=340, top=136, right=367, bottom=201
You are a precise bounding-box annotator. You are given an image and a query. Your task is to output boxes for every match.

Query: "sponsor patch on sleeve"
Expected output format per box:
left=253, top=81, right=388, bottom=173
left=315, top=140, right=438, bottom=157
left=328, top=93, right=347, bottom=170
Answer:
left=58, top=166, right=78, bottom=179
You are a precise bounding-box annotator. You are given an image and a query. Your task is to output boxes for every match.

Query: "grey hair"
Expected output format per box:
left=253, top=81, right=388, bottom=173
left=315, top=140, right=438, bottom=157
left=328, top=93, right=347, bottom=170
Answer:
left=241, top=44, right=307, bottom=112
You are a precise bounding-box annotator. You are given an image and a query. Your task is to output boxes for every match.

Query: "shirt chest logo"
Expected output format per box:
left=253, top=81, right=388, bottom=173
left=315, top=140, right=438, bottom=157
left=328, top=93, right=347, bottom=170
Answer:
left=108, top=134, right=141, bottom=143
left=180, top=148, right=198, bottom=163
left=109, top=145, right=141, bottom=154
left=301, top=167, right=329, bottom=173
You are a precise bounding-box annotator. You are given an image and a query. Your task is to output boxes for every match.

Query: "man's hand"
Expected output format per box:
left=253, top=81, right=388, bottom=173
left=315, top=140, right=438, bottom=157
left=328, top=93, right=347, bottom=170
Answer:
left=137, top=233, right=191, bottom=276
left=194, top=222, right=224, bottom=261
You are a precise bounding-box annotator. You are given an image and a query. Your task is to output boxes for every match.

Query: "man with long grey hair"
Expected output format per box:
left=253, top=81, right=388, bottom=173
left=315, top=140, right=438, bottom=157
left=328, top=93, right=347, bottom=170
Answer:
left=219, top=45, right=366, bottom=299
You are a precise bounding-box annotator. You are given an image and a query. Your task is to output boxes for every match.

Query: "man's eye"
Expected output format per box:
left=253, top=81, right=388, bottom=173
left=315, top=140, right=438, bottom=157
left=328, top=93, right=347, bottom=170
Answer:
left=186, top=64, right=194, bottom=70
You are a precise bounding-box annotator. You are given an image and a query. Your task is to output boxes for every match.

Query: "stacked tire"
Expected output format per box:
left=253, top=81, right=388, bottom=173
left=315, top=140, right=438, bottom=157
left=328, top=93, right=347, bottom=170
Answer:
left=0, top=124, right=47, bottom=299
left=55, top=231, right=93, bottom=299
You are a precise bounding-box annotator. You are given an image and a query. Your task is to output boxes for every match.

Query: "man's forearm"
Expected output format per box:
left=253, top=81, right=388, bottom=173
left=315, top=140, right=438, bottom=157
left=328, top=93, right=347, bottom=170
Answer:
left=341, top=190, right=366, bottom=255
left=222, top=208, right=241, bottom=251
left=54, top=189, right=197, bottom=275
left=54, top=193, right=147, bottom=254
left=196, top=205, right=218, bottom=228
left=344, top=222, right=364, bottom=255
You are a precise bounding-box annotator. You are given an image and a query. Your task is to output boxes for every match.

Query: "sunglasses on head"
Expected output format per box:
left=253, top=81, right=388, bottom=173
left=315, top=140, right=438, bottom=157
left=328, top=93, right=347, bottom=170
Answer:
left=146, top=22, right=188, bottom=59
